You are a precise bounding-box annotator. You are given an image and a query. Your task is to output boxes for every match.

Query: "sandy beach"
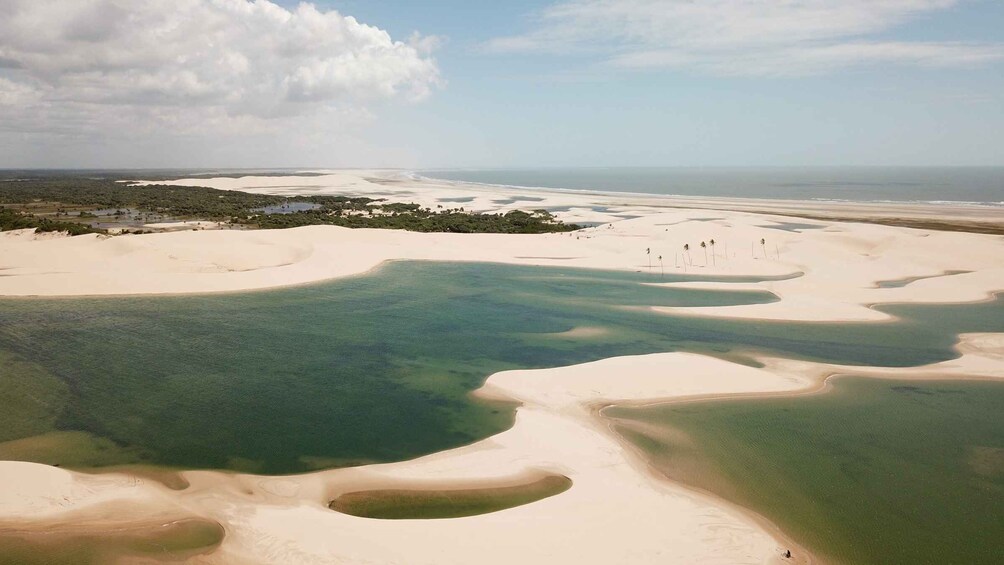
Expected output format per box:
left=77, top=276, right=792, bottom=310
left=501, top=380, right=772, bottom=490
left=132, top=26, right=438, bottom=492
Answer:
left=2, top=170, right=1003, bottom=564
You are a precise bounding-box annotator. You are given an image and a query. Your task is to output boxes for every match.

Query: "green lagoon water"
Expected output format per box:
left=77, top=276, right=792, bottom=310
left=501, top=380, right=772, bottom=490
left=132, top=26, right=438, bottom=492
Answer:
left=608, top=378, right=1004, bottom=565
left=0, top=261, right=1002, bottom=477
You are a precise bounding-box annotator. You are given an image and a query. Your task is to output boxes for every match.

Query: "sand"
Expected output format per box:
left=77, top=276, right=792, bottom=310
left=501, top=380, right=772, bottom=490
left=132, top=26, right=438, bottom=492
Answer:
left=1, top=170, right=1003, bottom=564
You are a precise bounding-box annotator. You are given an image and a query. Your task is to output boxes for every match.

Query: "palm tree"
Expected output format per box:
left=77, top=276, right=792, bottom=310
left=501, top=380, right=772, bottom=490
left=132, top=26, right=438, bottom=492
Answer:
left=683, top=243, right=691, bottom=266
left=700, top=241, right=707, bottom=266
left=646, top=247, right=651, bottom=271
left=658, top=255, right=664, bottom=278
left=760, top=238, right=767, bottom=259
left=709, top=239, right=716, bottom=266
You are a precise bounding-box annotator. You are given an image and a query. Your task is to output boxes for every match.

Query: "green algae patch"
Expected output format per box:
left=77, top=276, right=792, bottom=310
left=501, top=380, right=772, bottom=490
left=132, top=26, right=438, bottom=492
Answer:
left=329, top=474, right=572, bottom=519
left=0, top=430, right=150, bottom=469
left=608, top=377, right=1004, bottom=565
left=0, top=351, right=70, bottom=442
left=0, top=519, right=224, bottom=565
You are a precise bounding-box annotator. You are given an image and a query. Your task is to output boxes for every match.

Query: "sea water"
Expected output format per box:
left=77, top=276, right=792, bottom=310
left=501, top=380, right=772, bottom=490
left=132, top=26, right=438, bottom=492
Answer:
left=420, top=167, right=1004, bottom=206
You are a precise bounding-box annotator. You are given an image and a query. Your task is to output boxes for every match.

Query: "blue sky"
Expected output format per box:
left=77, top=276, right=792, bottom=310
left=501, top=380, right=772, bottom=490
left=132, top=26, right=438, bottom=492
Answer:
left=1, top=0, right=1002, bottom=168
left=305, top=0, right=1004, bottom=168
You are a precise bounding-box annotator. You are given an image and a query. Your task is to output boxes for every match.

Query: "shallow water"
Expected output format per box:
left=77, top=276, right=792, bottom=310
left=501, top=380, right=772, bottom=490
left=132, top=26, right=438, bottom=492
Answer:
left=756, top=221, right=826, bottom=232
left=420, top=167, right=1004, bottom=205
left=607, top=377, right=1004, bottom=565
left=0, top=519, right=224, bottom=565
left=0, top=261, right=1001, bottom=473
left=875, top=270, right=971, bottom=289
left=253, top=201, right=322, bottom=214
left=329, top=475, right=572, bottom=520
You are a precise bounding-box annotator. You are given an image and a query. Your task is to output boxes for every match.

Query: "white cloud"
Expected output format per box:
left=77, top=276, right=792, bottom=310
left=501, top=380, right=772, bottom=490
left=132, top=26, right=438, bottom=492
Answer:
left=486, top=0, right=1004, bottom=75
left=0, top=0, right=441, bottom=143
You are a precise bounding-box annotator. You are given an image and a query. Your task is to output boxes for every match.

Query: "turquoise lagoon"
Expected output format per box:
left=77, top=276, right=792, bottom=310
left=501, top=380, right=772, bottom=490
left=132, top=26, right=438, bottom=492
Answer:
left=607, top=377, right=1004, bottom=564
left=0, top=261, right=1001, bottom=475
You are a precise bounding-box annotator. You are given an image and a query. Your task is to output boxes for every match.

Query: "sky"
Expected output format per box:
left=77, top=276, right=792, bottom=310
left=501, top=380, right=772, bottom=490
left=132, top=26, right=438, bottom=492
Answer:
left=0, top=0, right=1002, bottom=168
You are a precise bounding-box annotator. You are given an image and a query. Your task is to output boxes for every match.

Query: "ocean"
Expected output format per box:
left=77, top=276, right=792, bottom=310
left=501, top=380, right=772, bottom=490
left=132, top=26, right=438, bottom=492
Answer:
left=418, top=167, right=1004, bottom=206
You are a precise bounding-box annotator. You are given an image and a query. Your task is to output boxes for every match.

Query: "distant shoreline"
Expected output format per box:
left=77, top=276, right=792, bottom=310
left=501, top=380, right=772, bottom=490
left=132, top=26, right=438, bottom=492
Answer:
left=414, top=166, right=1004, bottom=208
left=657, top=204, right=1004, bottom=235
left=410, top=170, right=1004, bottom=235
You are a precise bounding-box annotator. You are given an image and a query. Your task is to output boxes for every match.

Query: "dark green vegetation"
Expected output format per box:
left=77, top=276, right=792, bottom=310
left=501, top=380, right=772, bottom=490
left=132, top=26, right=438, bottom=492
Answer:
left=0, top=175, right=335, bottom=218
left=607, top=378, right=1004, bottom=565
left=0, top=208, right=103, bottom=235
left=329, top=475, right=572, bottom=519
left=252, top=203, right=577, bottom=233
left=0, top=262, right=1002, bottom=474
left=0, top=519, right=224, bottom=565
left=0, top=172, right=579, bottom=234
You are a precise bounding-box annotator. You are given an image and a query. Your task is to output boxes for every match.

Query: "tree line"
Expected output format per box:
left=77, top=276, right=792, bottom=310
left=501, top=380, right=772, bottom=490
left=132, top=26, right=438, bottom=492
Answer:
left=0, top=174, right=579, bottom=235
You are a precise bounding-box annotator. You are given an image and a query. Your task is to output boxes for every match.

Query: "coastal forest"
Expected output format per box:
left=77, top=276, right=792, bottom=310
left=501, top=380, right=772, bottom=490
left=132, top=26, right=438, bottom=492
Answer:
left=0, top=171, right=580, bottom=235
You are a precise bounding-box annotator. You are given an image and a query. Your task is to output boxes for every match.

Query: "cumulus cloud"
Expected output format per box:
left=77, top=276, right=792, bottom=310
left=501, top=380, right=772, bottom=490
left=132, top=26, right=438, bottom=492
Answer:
left=0, top=0, right=441, bottom=141
left=486, top=0, right=1004, bottom=75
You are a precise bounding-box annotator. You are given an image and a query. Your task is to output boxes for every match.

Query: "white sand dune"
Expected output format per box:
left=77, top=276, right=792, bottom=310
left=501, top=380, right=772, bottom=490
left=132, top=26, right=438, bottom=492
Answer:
left=1, top=170, right=1003, bottom=564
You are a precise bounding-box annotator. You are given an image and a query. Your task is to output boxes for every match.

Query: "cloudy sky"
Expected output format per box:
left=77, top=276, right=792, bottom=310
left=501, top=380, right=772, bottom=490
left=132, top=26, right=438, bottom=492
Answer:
left=1, top=0, right=1002, bottom=168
